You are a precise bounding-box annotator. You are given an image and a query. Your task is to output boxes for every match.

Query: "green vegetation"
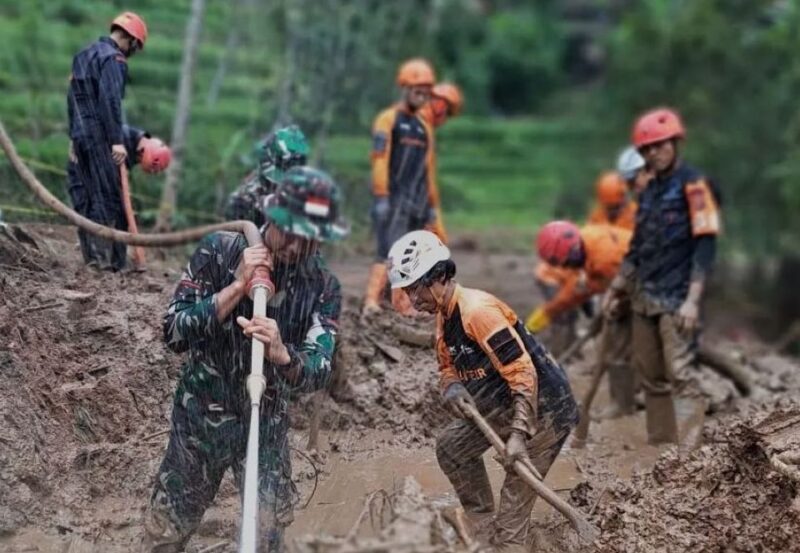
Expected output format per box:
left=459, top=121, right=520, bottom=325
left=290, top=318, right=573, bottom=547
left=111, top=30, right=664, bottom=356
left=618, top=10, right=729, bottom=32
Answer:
left=0, top=0, right=798, bottom=268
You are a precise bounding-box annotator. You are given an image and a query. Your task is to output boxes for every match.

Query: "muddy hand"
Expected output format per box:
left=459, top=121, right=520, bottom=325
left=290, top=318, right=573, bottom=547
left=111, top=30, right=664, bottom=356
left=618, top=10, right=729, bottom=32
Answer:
left=236, top=245, right=273, bottom=287
left=111, top=144, right=127, bottom=165
left=503, top=430, right=530, bottom=470
left=676, top=298, right=699, bottom=333
left=237, top=315, right=290, bottom=365
left=443, top=384, right=474, bottom=419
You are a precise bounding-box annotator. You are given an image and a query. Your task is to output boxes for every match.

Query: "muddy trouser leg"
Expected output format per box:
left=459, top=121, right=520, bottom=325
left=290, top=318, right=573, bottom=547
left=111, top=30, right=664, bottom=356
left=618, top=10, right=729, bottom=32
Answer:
left=436, top=418, right=495, bottom=518
left=632, top=312, right=678, bottom=444
left=233, top=417, right=298, bottom=553
left=74, top=140, right=128, bottom=270
left=141, top=403, right=230, bottom=553
left=491, top=403, right=576, bottom=546
left=66, top=160, right=96, bottom=265
left=601, top=311, right=635, bottom=415
left=659, top=315, right=705, bottom=449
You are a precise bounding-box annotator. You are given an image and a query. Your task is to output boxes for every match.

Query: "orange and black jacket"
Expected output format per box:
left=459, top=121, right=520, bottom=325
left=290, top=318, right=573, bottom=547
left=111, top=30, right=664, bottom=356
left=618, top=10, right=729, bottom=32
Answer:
left=543, top=224, right=632, bottom=319
left=371, top=103, right=439, bottom=219
left=587, top=200, right=638, bottom=231
left=436, top=285, right=577, bottom=433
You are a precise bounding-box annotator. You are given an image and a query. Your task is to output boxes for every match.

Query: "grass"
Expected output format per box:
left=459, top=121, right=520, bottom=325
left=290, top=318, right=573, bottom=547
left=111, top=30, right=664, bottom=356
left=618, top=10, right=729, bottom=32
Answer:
left=0, top=0, right=615, bottom=243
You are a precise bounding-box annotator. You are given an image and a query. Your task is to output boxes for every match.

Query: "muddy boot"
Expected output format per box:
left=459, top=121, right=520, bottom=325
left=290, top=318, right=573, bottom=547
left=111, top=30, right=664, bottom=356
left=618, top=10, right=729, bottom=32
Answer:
left=645, top=393, right=678, bottom=445
left=139, top=505, right=188, bottom=553
left=607, top=361, right=636, bottom=417
left=362, top=263, right=388, bottom=316
left=677, top=397, right=707, bottom=454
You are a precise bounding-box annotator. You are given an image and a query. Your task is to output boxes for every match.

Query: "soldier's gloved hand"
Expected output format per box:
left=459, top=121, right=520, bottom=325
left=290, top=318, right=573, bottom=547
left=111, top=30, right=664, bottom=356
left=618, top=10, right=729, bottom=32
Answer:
left=111, top=144, right=127, bottom=165
left=236, top=245, right=273, bottom=288
left=443, top=383, right=475, bottom=419
left=372, top=197, right=390, bottom=223
left=236, top=315, right=291, bottom=365
left=503, top=430, right=530, bottom=471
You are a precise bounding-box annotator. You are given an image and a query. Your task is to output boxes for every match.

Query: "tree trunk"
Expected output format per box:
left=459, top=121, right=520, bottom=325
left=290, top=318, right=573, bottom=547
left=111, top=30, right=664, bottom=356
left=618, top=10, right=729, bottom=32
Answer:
left=154, top=0, right=206, bottom=232
left=206, top=0, right=242, bottom=108
left=274, top=0, right=301, bottom=127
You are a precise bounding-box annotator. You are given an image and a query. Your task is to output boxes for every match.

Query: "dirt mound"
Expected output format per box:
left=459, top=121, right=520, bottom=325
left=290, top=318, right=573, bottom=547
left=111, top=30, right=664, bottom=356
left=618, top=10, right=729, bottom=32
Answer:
left=0, top=226, right=182, bottom=534
left=558, top=408, right=800, bottom=552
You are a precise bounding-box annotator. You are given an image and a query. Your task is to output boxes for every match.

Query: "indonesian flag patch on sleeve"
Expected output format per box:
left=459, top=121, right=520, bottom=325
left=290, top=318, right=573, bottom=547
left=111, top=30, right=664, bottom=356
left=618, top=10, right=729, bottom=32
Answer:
left=304, top=196, right=331, bottom=217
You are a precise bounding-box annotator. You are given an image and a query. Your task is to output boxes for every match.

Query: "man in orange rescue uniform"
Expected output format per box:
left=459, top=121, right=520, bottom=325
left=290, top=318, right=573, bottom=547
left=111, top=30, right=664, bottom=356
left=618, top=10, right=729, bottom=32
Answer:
left=387, top=230, right=578, bottom=548
left=363, top=59, right=441, bottom=316
left=586, top=171, right=637, bottom=231
left=529, top=221, right=636, bottom=416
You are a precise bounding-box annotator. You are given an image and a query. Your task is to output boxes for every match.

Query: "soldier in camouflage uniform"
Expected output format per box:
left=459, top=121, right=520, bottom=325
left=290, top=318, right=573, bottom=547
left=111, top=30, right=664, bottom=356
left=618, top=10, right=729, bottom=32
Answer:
left=226, top=125, right=310, bottom=227
left=142, top=166, right=348, bottom=553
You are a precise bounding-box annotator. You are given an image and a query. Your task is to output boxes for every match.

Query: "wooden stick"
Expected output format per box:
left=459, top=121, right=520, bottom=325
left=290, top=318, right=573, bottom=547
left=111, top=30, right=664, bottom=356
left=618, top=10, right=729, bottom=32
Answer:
left=459, top=400, right=599, bottom=543
left=24, top=301, right=62, bottom=313
left=119, top=165, right=146, bottom=270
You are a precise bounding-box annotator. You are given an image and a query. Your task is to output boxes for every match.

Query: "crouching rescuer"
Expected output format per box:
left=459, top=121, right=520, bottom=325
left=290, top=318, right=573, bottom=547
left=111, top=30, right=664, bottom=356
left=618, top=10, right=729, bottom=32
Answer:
left=141, top=167, right=348, bottom=552
left=387, top=230, right=578, bottom=547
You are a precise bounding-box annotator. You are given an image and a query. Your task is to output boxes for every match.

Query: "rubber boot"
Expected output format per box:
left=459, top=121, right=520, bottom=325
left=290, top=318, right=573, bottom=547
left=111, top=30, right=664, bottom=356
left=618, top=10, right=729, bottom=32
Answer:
left=644, top=393, right=678, bottom=445
left=362, top=263, right=388, bottom=316
left=391, top=288, right=418, bottom=317
left=677, top=397, right=707, bottom=454
left=607, top=362, right=637, bottom=417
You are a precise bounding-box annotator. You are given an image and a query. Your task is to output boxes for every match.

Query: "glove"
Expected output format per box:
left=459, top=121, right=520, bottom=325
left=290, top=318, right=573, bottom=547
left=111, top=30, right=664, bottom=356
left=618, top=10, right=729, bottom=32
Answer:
left=372, top=197, right=390, bottom=223
left=525, top=307, right=551, bottom=333
left=443, top=382, right=475, bottom=419
left=504, top=430, right=530, bottom=470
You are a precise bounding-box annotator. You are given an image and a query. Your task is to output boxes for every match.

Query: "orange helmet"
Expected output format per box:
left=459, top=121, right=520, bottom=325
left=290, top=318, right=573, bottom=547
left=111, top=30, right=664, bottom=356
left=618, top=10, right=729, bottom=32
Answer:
left=138, top=137, right=171, bottom=173
left=396, top=58, right=435, bottom=87
left=595, top=171, right=627, bottom=206
left=432, top=83, right=464, bottom=116
left=632, top=107, right=685, bottom=148
left=111, top=12, right=148, bottom=49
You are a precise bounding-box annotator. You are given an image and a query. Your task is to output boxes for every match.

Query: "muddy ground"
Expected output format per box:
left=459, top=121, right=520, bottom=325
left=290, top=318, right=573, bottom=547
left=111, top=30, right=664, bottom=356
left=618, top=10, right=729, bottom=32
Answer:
left=0, top=224, right=799, bottom=553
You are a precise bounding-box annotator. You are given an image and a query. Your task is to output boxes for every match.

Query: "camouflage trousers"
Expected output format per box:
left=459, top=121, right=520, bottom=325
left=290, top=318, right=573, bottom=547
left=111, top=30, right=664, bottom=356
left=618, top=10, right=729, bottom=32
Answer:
left=435, top=394, right=577, bottom=547
left=141, top=396, right=298, bottom=553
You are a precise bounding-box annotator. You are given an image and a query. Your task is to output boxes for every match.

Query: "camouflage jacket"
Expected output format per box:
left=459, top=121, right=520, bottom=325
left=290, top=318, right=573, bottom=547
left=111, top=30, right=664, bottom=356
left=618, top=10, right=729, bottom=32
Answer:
left=163, top=230, right=341, bottom=415
left=225, top=165, right=281, bottom=226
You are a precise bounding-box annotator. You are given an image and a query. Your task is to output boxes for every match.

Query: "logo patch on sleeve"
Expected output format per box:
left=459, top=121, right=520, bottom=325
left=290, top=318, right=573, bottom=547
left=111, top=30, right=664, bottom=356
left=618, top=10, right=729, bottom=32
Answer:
left=487, top=327, right=524, bottom=365
left=372, top=132, right=388, bottom=154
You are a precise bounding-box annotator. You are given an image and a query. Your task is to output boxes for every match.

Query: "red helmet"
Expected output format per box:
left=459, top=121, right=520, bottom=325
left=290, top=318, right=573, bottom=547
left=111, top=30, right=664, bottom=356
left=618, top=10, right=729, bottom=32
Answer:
left=138, top=137, right=171, bottom=173
left=396, top=58, right=435, bottom=87
left=632, top=108, right=685, bottom=148
left=536, top=221, right=582, bottom=267
left=111, top=12, right=148, bottom=49
left=595, top=171, right=627, bottom=206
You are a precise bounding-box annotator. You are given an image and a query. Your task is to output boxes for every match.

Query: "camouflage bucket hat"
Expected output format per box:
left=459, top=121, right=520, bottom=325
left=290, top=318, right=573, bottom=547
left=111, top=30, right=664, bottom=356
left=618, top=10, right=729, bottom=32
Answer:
left=264, top=166, right=349, bottom=242
left=257, top=125, right=310, bottom=170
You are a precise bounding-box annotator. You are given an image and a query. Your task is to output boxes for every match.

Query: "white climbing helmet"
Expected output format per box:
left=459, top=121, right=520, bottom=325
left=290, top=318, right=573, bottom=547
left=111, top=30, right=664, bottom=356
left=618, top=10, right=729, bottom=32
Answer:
left=616, top=146, right=646, bottom=180
left=388, top=230, right=451, bottom=289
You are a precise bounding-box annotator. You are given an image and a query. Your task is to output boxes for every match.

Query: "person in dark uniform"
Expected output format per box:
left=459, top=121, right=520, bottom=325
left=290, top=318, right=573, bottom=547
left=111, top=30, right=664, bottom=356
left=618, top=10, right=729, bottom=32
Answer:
left=66, top=11, right=148, bottom=270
